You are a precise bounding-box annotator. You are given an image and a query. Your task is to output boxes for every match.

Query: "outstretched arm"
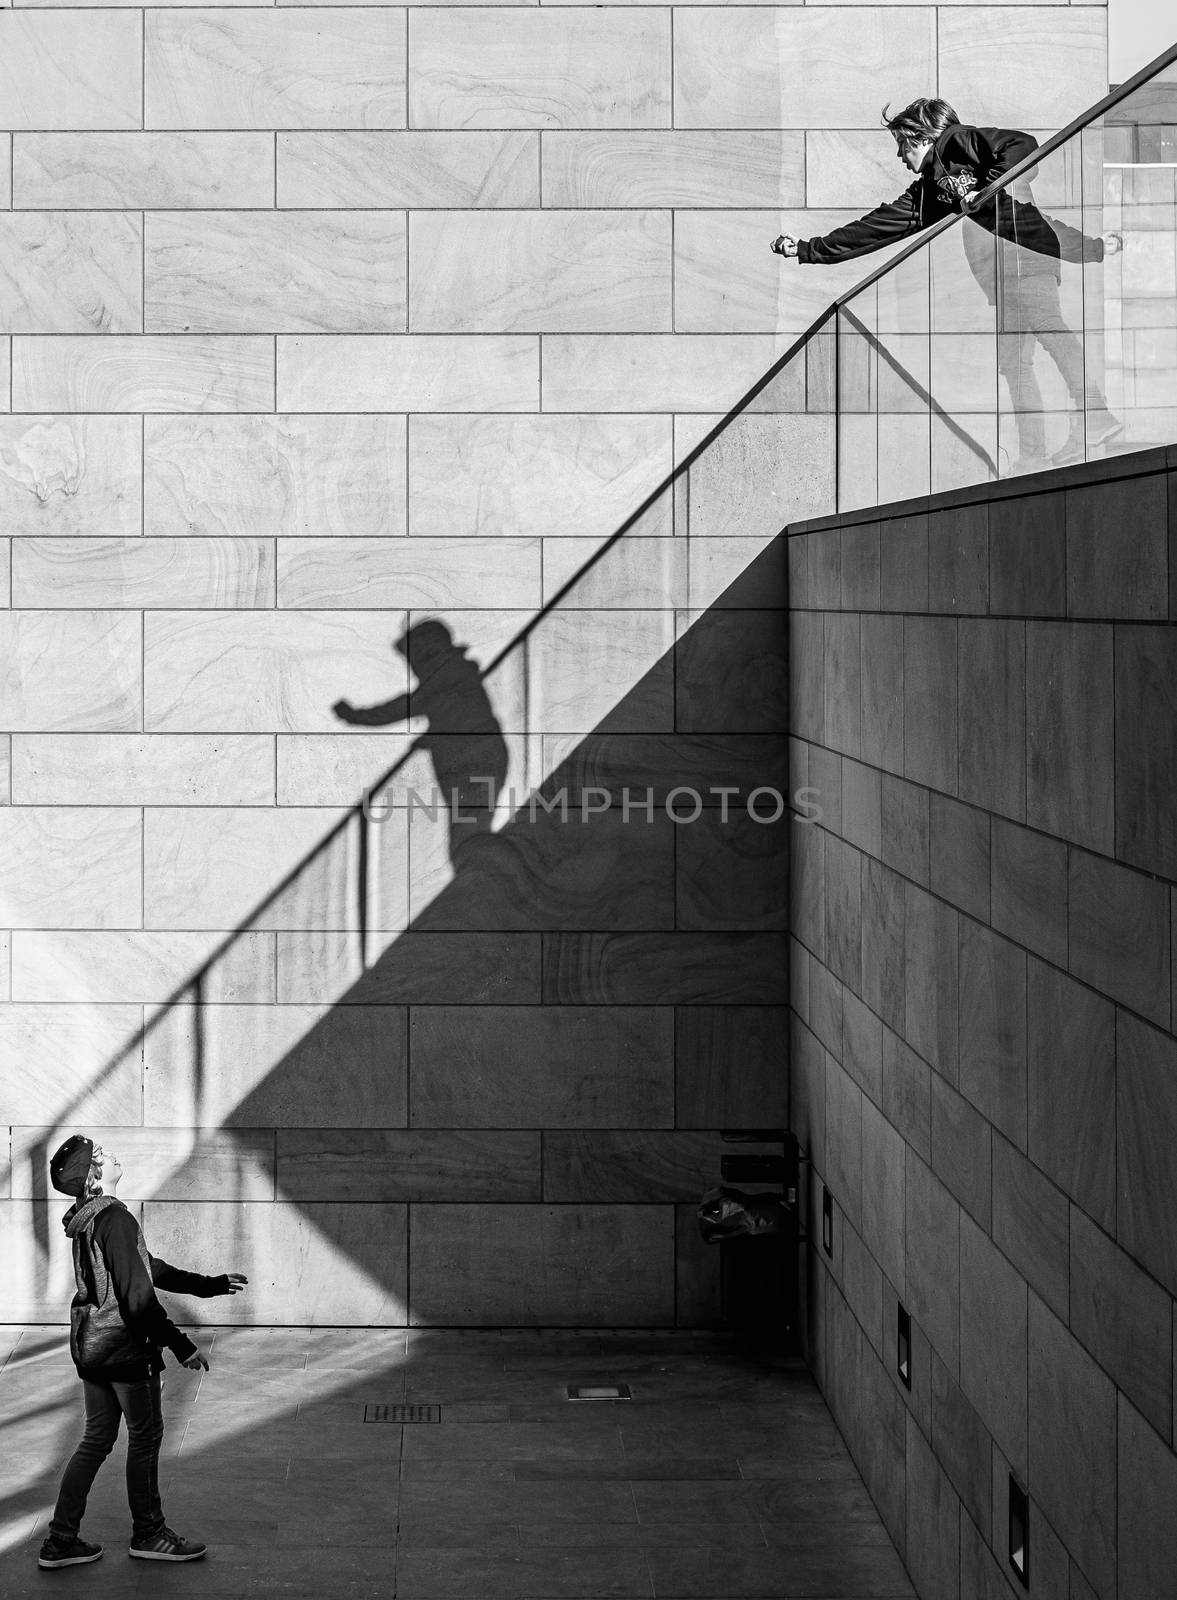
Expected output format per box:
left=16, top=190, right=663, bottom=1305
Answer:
left=150, top=1255, right=248, bottom=1297
left=774, top=183, right=923, bottom=264
left=333, top=692, right=411, bottom=726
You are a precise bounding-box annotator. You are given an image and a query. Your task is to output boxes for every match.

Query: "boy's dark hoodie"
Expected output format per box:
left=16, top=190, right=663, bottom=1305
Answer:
left=63, top=1195, right=231, bottom=1382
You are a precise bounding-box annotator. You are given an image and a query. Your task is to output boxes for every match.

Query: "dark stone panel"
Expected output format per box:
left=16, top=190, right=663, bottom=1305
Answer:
left=905, top=883, right=960, bottom=1087
left=807, top=526, right=842, bottom=610
left=930, top=793, right=991, bottom=923
left=675, top=1201, right=721, bottom=1327
left=1171, top=463, right=1177, bottom=621
left=807, top=745, right=842, bottom=836
left=790, top=817, right=825, bottom=959
left=991, top=1133, right=1068, bottom=1321
left=959, top=1212, right=1029, bottom=1478
left=1115, top=625, right=1177, bottom=880
left=1026, top=622, right=1114, bottom=855
left=1070, top=1205, right=1173, bottom=1441
left=841, top=757, right=882, bottom=859
left=410, top=809, right=675, bottom=932
left=674, top=1006, right=788, bottom=1129
left=823, top=612, right=862, bottom=758
left=861, top=858, right=906, bottom=1035
left=842, top=986, right=883, bottom=1104
left=989, top=491, right=1066, bottom=616
left=881, top=512, right=931, bottom=613
left=905, top=1412, right=961, bottom=1600
left=958, top=921, right=1027, bottom=1150
left=675, top=810, right=789, bottom=932
left=541, top=1130, right=723, bottom=1202
left=1066, top=474, right=1167, bottom=620
left=408, top=1204, right=675, bottom=1326
left=275, top=1129, right=540, bottom=1202
left=541, top=932, right=788, bottom=1005
left=1118, top=1394, right=1177, bottom=1600
left=842, top=1219, right=884, bottom=1355
left=787, top=531, right=808, bottom=610
left=409, top=1005, right=673, bottom=1128
left=548, top=732, right=790, bottom=810
left=678, top=609, right=788, bottom=734
left=1027, top=960, right=1115, bottom=1230
left=880, top=772, right=930, bottom=887
left=197, top=1003, right=409, bottom=1128
left=1069, top=848, right=1170, bottom=1027
left=1029, top=1295, right=1117, bottom=1598
left=860, top=614, right=905, bottom=773
left=883, top=1027, right=932, bottom=1164
left=856, top=1336, right=909, bottom=1557
left=930, top=1075, right=992, bottom=1231
left=929, top=501, right=988, bottom=616
left=957, top=618, right=1026, bottom=821
left=903, top=616, right=958, bottom=796
left=791, top=1019, right=827, bottom=1176
left=826, top=1058, right=863, bottom=1232
left=280, top=932, right=542, bottom=1005
left=809, top=956, right=843, bottom=1060
left=862, top=1095, right=906, bottom=1294
left=906, top=1151, right=960, bottom=1372
left=990, top=817, right=1067, bottom=969
left=930, top=1348, right=993, bottom=1539
left=789, top=934, right=810, bottom=1027
left=788, top=611, right=824, bottom=745
left=824, top=833, right=862, bottom=992
left=805, top=742, right=844, bottom=838
left=840, top=520, right=881, bottom=610
left=1117, top=1013, right=1177, bottom=1297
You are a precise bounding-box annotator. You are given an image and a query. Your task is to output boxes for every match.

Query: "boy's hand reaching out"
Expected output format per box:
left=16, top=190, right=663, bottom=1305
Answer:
left=182, top=1349, right=210, bottom=1372
left=225, top=1274, right=249, bottom=1294
left=771, top=234, right=799, bottom=259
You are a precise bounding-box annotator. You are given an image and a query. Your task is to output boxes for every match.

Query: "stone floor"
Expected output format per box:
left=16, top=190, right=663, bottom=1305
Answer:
left=0, top=1327, right=915, bottom=1598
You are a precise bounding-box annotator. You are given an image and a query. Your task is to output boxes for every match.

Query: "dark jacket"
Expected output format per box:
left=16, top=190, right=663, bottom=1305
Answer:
left=64, top=1195, right=231, bottom=1383
left=797, top=123, right=1105, bottom=294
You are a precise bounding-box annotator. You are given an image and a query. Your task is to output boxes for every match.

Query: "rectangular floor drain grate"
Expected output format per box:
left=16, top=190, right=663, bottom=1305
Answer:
left=364, top=1404, right=441, bottom=1423
left=567, top=1384, right=632, bottom=1401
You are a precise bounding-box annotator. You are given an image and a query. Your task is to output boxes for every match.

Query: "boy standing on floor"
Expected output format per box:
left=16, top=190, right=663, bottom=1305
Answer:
left=38, top=1134, right=248, bottom=1571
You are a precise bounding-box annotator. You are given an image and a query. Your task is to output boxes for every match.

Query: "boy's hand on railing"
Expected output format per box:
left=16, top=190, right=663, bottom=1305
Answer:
left=770, top=234, right=799, bottom=259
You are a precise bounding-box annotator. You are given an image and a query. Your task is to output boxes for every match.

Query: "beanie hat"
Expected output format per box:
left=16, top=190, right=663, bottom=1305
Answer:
left=50, top=1134, right=94, bottom=1199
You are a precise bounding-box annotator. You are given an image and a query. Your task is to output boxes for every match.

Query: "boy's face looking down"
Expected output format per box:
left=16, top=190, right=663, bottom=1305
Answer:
left=895, top=134, right=933, bottom=173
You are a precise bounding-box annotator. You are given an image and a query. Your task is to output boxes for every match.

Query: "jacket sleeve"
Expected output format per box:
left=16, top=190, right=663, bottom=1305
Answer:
left=797, top=183, right=923, bottom=264
left=150, top=1254, right=233, bottom=1298
left=99, top=1210, right=198, bottom=1362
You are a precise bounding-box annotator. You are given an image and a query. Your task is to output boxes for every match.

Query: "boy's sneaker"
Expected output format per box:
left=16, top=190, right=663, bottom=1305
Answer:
left=129, top=1526, right=207, bottom=1561
left=38, top=1535, right=103, bottom=1568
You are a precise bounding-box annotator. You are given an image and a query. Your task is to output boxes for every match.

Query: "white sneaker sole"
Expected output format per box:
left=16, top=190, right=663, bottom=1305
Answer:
left=38, top=1551, right=103, bottom=1568
left=128, top=1547, right=207, bottom=1561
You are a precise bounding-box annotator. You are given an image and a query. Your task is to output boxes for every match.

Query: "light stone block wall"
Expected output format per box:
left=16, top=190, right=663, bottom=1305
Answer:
left=0, top=2, right=1106, bottom=1325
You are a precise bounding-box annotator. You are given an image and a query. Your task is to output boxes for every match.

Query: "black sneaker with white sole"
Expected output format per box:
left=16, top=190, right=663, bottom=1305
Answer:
left=38, top=1535, right=103, bottom=1569
left=128, top=1526, right=207, bottom=1561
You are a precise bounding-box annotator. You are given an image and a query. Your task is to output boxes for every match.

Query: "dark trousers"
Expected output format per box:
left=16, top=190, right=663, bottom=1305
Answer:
left=49, top=1372, right=166, bottom=1542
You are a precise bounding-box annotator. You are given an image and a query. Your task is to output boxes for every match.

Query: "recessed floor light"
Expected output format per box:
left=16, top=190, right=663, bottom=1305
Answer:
left=566, top=1384, right=632, bottom=1401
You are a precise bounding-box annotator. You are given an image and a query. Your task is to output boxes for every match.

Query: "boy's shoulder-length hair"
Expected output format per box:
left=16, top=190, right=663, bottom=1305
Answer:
left=882, top=97, right=961, bottom=143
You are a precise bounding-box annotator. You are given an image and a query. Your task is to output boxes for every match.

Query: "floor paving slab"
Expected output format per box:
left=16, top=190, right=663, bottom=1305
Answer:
left=0, top=1328, right=912, bottom=1600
